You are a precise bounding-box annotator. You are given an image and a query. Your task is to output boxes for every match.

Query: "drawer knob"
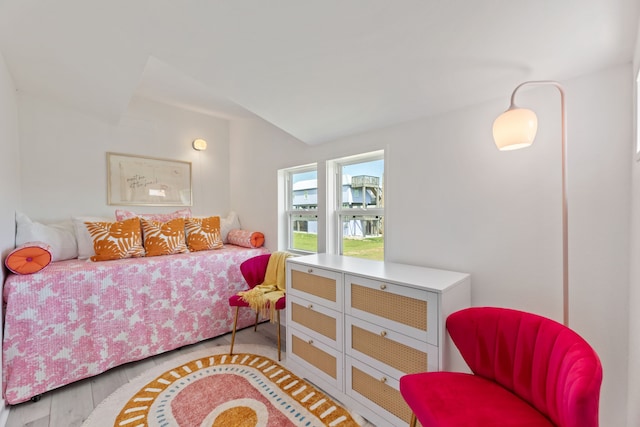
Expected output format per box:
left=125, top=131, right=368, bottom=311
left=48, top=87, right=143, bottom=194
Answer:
left=307, top=304, right=313, bottom=309
left=380, top=376, right=387, bottom=383
left=307, top=268, right=313, bottom=273
left=308, top=339, right=314, bottom=345
left=380, top=284, right=387, bottom=290
left=380, top=330, right=387, bottom=337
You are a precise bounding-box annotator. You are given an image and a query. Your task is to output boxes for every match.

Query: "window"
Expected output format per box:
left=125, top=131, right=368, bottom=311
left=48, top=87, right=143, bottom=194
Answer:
left=333, top=152, right=384, bottom=260
left=279, top=150, right=384, bottom=260
left=285, top=165, right=318, bottom=253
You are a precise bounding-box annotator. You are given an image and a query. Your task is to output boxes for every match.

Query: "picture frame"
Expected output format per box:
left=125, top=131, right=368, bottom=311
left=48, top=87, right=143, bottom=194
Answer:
left=107, top=152, right=192, bottom=206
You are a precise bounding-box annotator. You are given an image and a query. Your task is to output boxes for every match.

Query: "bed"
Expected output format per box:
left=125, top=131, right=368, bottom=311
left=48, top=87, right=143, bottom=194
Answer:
left=2, top=244, right=269, bottom=404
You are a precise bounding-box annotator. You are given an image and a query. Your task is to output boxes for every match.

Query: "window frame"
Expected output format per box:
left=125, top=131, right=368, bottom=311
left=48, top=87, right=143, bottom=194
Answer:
left=279, top=150, right=385, bottom=260
left=284, top=164, right=318, bottom=254
left=330, top=151, right=385, bottom=258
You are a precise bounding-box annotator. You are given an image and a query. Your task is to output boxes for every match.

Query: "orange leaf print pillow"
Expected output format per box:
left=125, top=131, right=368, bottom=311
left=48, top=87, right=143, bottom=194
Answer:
left=141, top=218, right=188, bottom=257
left=85, top=218, right=145, bottom=261
left=185, top=216, right=223, bottom=251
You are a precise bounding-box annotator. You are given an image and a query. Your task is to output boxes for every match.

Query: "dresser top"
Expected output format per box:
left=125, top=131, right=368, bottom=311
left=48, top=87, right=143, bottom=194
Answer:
left=287, top=253, right=469, bottom=293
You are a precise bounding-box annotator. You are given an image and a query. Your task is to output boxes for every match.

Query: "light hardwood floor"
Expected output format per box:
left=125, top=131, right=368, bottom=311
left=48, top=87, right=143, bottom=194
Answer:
left=5, top=324, right=375, bottom=427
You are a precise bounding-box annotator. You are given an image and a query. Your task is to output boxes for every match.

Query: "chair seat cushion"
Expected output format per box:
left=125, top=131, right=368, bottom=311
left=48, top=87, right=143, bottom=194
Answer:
left=400, top=372, right=554, bottom=427
left=228, top=294, right=286, bottom=310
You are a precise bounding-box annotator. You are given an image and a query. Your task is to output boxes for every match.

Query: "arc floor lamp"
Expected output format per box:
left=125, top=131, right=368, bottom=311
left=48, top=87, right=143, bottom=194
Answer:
left=492, top=80, right=568, bottom=326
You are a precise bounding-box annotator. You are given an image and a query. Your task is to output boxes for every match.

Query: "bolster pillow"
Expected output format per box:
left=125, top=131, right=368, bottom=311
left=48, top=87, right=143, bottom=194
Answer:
left=227, top=229, right=265, bottom=248
left=5, top=241, right=52, bottom=275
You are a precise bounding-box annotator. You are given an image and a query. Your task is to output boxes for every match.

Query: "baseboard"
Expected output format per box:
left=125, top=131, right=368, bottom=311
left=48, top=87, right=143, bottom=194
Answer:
left=0, top=400, right=9, bottom=427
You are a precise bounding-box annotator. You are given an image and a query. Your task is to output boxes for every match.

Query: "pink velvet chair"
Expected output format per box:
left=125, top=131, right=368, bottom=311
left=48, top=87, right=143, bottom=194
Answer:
left=400, top=307, right=603, bottom=427
left=228, top=253, right=286, bottom=361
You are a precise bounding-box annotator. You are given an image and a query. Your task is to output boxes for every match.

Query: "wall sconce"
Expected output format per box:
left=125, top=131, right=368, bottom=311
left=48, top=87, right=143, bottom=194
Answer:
left=192, top=138, right=207, bottom=151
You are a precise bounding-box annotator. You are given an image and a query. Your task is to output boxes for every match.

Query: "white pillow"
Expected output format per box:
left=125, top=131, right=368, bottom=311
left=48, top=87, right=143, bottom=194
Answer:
left=15, top=212, right=78, bottom=262
left=220, top=211, right=241, bottom=243
left=72, top=216, right=113, bottom=259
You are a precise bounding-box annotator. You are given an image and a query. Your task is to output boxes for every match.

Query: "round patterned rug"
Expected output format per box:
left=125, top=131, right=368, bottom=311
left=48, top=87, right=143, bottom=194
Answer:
left=83, top=344, right=362, bottom=427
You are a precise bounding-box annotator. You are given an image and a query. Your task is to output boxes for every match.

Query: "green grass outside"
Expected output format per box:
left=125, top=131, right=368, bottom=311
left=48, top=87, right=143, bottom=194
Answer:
left=292, top=232, right=384, bottom=261
left=292, top=232, right=318, bottom=252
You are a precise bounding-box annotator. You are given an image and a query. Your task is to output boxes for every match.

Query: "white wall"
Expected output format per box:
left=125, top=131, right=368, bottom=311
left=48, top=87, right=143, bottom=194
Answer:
left=230, top=65, right=632, bottom=427
left=628, top=107, right=640, bottom=427
left=0, top=50, right=21, bottom=424
left=17, top=95, right=232, bottom=222
left=627, top=21, right=640, bottom=427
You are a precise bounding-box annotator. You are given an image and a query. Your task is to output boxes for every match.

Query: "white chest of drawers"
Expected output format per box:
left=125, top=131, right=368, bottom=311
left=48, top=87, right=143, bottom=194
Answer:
left=286, top=254, right=471, bottom=426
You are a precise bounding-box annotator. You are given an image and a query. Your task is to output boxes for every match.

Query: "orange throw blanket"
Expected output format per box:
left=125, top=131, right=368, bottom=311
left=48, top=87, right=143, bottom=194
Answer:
left=238, top=251, right=292, bottom=322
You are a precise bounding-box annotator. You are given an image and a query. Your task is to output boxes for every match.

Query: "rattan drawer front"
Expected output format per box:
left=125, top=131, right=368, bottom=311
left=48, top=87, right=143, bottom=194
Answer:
left=290, top=269, right=337, bottom=303
left=291, top=334, right=337, bottom=380
left=351, top=282, right=426, bottom=330
left=349, top=360, right=412, bottom=425
left=291, top=301, right=337, bottom=341
left=350, top=323, right=427, bottom=375
left=346, top=274, right=438, bottom=344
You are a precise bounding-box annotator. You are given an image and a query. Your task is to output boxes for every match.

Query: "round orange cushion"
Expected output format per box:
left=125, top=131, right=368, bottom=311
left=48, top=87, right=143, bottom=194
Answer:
left=5, top=242, right=52, bottom=275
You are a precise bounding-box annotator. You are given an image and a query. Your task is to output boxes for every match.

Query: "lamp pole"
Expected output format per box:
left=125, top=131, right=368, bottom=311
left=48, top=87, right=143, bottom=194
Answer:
left=498, top=81, right=568, bottom=326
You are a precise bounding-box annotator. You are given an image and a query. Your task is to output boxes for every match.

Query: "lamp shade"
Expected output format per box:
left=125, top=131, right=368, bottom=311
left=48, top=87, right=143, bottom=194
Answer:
left=492, top=107, right=538, bottom=151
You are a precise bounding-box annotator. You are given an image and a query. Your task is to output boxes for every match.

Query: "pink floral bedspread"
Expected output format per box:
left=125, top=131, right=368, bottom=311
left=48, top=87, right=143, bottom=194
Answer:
left=2, top=245, right=269, bottom=404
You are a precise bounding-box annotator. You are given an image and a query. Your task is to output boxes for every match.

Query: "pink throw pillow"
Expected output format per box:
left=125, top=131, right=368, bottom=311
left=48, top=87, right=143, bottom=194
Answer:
left=227, top=229, right=265, bottom=248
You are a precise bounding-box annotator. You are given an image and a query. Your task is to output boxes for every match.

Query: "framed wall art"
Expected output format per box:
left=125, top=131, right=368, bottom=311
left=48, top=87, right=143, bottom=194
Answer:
left=107, top=152, right=192, bottom=206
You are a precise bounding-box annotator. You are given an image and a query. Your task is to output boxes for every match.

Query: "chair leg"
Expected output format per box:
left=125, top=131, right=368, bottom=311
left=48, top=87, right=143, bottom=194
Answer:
left=229, top=306, right=239, bottom=356
left=409, top=412, right=417, bottom=427
left=254, top=311, right=259, bottom=332
left=277, top=309, right=282, bottom=361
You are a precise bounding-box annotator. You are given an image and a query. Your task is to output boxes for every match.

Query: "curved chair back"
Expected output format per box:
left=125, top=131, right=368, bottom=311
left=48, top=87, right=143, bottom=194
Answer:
left=447, top=307, right=602, bottom=427
left=240, top=253, right=271, bottom=288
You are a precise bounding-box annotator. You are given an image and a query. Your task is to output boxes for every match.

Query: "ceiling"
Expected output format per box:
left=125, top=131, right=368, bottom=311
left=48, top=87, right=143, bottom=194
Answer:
left=0, top=1, right=638, bottom=145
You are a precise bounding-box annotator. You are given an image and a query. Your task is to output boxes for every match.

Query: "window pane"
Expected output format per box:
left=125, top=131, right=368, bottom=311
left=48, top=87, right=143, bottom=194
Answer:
left=291, top=170, right=318, bottom=210
left=341, top=215, right=384, bottom=261
left=341, top=159, right=383, bottom=209
left=291, top=214, right=318, bottom=252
